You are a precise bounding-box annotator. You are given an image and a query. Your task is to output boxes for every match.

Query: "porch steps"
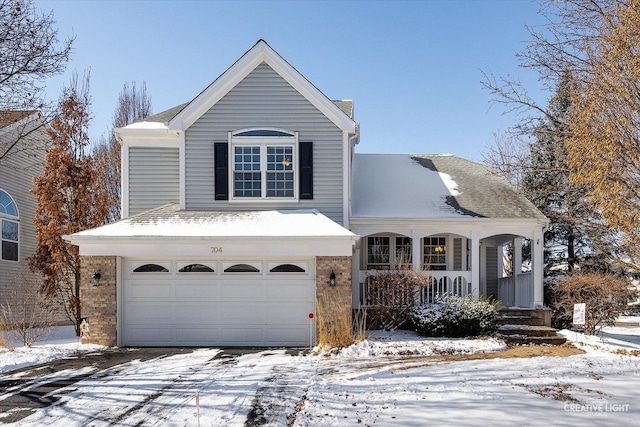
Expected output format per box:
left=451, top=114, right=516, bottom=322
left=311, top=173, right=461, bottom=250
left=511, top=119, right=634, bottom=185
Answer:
left=497, top=309, right=566, bottom=346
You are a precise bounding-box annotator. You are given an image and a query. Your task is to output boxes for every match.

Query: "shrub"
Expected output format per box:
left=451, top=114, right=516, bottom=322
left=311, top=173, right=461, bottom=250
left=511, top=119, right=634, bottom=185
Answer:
left=364, top=270, right=431, bottom=331
left=549, top=272, right=638, bottom=335
left=409, top=295, right=501, bottom=338
left=0, top=275, right=56, bottom=348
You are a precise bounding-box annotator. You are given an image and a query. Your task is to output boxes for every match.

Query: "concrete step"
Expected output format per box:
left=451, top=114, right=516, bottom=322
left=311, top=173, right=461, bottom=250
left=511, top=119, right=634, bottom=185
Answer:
left=500, top=309, right=540, bottom=317
left=498, top=325, right=559, bottom=337
left=497, top=316, right=545, bottom=326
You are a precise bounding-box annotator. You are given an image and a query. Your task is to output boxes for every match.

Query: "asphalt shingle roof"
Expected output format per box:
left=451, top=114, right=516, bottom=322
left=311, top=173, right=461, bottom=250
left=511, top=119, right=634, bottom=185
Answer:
left=352, top=153, right=547, bottom=220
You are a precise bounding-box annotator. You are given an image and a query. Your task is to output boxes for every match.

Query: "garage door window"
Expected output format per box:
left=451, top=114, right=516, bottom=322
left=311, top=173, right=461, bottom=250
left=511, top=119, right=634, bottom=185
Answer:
left=179, top=264, right=215, bottom=273
left=270, top=264, right=305, bottom=273
left=133, top=263, right=169, bottom=273
left=224, top=263, right=260, bottom=273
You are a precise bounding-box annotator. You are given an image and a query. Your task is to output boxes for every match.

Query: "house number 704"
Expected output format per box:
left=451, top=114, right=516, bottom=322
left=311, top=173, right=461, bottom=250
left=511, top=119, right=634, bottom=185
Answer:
left=211, top=247, right=223, bottom=253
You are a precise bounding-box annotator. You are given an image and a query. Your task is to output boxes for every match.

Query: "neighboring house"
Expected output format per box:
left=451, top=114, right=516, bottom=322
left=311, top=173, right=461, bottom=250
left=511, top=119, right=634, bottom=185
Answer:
left=66, top=40, right=547, bottom=347
left=0, top=111, right=47, bottom=309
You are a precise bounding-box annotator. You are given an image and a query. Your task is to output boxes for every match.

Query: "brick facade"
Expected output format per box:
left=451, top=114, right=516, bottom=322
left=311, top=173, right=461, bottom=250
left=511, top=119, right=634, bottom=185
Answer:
left=80, top=256, right=117, bottom=346
left=315, top=256, right=353, bottom=344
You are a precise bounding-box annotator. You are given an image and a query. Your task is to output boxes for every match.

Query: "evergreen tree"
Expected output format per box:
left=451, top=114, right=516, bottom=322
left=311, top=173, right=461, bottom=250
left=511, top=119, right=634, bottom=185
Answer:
left=30, top=71, right=109, bottom=335
left=523, top=72, right=613, bottom=277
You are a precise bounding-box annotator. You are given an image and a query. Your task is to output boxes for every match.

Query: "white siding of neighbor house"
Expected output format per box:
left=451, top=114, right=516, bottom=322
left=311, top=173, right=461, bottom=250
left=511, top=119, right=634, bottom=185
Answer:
left=128, top=147, right=179, bottom=216
left=184, top=62, right=345, bottom=225
left=0, top=119, right=46, bottom=308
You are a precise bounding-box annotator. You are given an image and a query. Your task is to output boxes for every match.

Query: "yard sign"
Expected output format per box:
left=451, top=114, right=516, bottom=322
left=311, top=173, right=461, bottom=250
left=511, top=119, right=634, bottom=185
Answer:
left=573, top=303, right=586, bottom=325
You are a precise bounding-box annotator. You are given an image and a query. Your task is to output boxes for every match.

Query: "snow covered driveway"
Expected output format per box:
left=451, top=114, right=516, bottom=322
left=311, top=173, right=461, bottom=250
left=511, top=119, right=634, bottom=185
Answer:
left=0, top=347, right=315, bottom=426
left=0, top=327, right=639, bottom=426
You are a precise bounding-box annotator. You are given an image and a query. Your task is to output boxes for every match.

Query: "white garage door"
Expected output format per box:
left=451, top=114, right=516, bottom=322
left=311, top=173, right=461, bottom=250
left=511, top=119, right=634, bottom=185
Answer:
left=122, top=259, right=315, bottom=347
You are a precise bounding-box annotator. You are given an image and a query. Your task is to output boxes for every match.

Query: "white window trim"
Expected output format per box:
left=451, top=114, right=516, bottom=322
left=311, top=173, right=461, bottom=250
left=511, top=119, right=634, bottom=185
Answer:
left=1, top=218, right=19, bottom=262
left=0, top=189, right=19, bottom=263
left=422, top=235, right=448, bottom=271
left=228, top=129, right=299, bottom=203
left=365, top=235, right=413, bottom=270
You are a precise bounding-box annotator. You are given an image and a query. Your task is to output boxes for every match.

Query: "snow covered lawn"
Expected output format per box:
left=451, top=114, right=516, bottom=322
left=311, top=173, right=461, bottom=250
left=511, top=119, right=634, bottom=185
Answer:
left=1, top=326, right=639, bottom=426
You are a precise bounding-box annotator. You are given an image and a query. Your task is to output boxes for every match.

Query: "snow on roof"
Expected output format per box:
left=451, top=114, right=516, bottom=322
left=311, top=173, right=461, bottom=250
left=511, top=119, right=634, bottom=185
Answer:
left=352, top=153, right=548, bottom=220
left=123, top=121, right=169, bottom=130
left=352, top=154, right=463, bottom=218
left=70, top=205, right=356, bottom=239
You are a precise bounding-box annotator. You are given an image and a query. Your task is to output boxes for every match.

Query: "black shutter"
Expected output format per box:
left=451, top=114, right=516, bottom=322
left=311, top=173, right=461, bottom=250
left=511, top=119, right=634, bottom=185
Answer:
left=214, top=142, right=228, bottom=200
left=299, top=141, right=313, bottom=199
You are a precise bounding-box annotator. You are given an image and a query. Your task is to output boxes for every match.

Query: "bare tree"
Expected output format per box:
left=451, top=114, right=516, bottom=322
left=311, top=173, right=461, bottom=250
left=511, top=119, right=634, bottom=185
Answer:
left=0, top=0, right=73, bottom=163
left=482, top=0, right=629, bottom=274
left=482, top=131, right=530, bottom=190
left=93, top=81, right=152, bottom=222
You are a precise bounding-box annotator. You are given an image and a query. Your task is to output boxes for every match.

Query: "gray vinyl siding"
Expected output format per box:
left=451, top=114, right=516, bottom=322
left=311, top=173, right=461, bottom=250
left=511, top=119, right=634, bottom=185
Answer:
left=0, top=121, right=46, bottom=308
left=128, top=147, right=179, bottom=216
left=185, top=62, right=345, bottom=225
left=453, top=238, right=462, bottom=271
left=485, top=246, right=499, bottom=299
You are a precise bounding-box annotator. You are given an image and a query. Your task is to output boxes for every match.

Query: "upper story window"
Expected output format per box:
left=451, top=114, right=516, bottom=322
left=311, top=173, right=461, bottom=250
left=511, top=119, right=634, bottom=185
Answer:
left=230, top=128, right=297, bottom=201
left=0, top=189, right=19, bottom=262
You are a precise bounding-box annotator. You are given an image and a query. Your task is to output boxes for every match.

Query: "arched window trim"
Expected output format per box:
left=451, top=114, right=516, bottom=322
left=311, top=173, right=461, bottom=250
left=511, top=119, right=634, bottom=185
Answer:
left=232, top=127, right=295, bottom=138
left=224, top=263, right=261, bottom=273
left=0, top=189, right=19, bottom=218
left=0, top=189, right=19, bottom=262
left=269, top=263, right=306, bottom=273
left=133, top=263, right=170, bottom=273
left=178, top=263, right=215, bottom=273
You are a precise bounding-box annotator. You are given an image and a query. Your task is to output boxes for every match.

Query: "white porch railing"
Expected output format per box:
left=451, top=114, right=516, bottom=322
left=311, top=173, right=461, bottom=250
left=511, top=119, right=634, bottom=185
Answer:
left=358, top=270, right=472, bottom=307
left=497, top=272, right=533, bottom=308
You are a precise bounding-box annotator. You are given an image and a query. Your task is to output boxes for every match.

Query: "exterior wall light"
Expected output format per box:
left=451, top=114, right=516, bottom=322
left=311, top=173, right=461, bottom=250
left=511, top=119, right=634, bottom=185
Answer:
left=91, top=270, right=101, bottom=286
left=329, top=271, right=336, bottom=286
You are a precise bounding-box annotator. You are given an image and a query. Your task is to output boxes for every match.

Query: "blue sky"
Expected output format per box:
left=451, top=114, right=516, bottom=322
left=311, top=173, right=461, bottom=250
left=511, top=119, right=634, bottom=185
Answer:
left=36, top=0, right=548, bottom=161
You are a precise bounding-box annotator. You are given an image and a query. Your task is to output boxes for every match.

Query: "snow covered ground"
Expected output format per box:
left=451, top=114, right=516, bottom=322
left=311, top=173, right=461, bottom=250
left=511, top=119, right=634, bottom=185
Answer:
left=0, top=324, right=639, bottom=426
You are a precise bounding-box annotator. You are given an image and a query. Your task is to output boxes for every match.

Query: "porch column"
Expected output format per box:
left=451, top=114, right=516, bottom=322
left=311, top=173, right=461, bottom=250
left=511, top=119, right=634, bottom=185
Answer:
left=532, top=230, right=544, bottom=308
left=513, top=237, right=523, bottom=306
left=412, top=233, right=422, bottom=273
left=513, top=237, right=523, bottom=275
left=470, top=233, right=480, bottom=299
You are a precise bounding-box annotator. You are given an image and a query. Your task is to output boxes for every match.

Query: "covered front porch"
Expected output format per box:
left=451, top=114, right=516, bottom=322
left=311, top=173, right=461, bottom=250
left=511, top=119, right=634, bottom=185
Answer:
left=350, top=224, right=545, bottom=310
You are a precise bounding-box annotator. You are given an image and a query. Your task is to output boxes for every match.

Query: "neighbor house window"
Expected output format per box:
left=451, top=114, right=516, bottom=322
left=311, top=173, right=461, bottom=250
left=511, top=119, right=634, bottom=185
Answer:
left=0, top=190, right=18, bottom=262
left=366, top=235, right=412, bottom=270
left=423, top=236, right=447, bottom=270
left=230, top=129, right=297, bottom=200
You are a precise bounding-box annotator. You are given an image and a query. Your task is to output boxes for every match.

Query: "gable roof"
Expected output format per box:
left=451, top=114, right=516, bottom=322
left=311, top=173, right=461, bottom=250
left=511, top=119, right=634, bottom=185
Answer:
left=352, top=154, right=547, bottom=221
left=166, top=40, right=356, bottom=133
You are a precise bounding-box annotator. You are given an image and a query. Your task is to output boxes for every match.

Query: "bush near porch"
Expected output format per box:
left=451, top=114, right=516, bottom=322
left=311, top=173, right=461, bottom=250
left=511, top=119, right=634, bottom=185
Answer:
left=547, top=272, right=638, bottom=335
left=364, top=270, right=433, bottom=331
left=363, top=270, right=501, bottom=337
left=409, top=295, right=501, bottom=338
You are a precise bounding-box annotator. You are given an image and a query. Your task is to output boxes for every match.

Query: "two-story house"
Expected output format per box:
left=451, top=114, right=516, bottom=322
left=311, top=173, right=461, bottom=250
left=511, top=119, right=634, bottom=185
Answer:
left=0, top=111, right=48, bottom=311
left=67, top=40, right=547, bottom=347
